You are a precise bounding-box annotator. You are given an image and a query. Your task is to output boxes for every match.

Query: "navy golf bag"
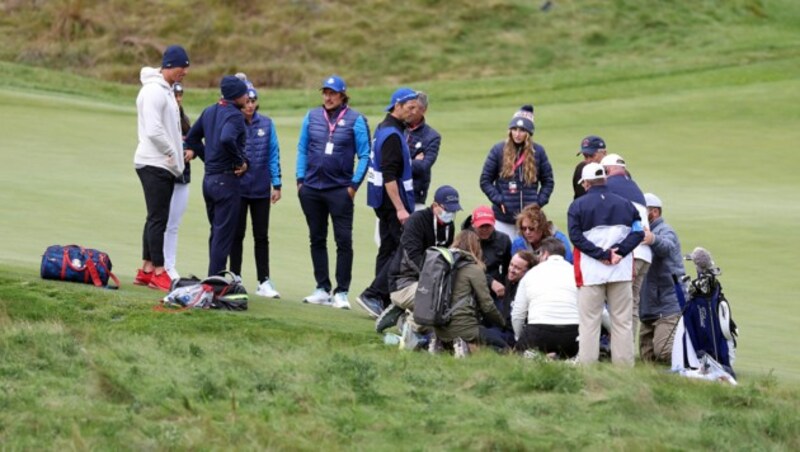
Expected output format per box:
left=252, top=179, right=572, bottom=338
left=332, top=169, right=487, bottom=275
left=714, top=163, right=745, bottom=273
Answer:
left=671, top=255, right=738, bottom=377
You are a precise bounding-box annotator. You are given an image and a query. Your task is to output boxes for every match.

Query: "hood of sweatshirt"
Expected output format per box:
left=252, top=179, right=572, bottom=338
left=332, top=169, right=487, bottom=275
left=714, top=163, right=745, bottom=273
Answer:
left=140, top=66, right=169, bottom=89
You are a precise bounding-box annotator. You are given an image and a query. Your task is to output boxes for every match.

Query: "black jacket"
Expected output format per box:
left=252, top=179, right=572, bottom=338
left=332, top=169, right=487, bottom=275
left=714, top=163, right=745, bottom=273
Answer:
left=389, top=207, right=455, bottom=291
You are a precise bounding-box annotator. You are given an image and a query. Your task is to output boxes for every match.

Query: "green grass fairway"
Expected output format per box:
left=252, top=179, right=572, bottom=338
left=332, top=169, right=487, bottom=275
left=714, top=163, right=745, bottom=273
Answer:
left=2, top=58, right=799, bottom=382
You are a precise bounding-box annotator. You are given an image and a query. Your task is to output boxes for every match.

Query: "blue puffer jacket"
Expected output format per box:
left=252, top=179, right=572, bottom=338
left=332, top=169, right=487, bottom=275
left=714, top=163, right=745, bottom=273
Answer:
left=639, top=217, right=684, bottom=321
left=296, top=105, right=370, bottom=190
left=407, top=119, right=441, bottom=204
left=479, top=141, right=554, bottom=224
left=239, top=113, right=281, bottom=198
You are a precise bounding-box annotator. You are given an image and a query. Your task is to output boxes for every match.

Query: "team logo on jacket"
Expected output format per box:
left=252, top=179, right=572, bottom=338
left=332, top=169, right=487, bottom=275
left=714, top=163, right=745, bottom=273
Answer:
left=257, top=128, right=265, bottom=137
left=338, top=119, right=346, bottom=126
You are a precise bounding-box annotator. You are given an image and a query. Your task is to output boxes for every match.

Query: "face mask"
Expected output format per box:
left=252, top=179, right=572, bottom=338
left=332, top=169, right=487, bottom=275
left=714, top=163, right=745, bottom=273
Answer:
left=437, top=210, right=455, bottom=224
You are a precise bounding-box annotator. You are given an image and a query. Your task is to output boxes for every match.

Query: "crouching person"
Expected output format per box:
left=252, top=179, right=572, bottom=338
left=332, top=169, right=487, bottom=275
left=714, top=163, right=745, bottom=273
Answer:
left=433, top=230, right=508, bottom=357
left=511, top=237, right=579, bottom=359
left=639, top=193, right=684, bottom=363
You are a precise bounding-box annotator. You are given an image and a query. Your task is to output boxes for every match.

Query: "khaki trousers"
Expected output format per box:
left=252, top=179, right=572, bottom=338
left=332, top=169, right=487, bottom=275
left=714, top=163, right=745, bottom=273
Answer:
left=639, top=314, right=680, bottom=363
left=578, top=281, right=634, bottom=367
left=631, top=259, right=651, bottom=346
left=390, top=282, right=429, bottom=333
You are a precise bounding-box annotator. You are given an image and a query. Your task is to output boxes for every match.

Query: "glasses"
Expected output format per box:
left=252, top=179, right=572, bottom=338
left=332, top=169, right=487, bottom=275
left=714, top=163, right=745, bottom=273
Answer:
left=520, top=226, right=538, bottom=232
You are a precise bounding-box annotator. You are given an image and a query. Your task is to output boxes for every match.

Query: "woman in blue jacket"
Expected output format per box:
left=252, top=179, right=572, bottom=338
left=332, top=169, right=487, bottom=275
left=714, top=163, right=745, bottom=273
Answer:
left=229, top=85, right=283, bottom=297
left=480, top=105, right=554, bottom=239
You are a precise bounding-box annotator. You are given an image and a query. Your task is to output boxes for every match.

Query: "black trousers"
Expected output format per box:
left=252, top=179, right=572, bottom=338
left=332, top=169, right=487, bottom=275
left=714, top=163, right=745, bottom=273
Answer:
left=361, top=206, right=403, bottom=305
left=136, top=166, right=175, bottom=267
left=230, top=196, right=271, bottom=283
left=203, top=173, right=241, bottom=276
left=515, top=324, right=579, bottom=358
left=298, top=186, right=353, bottom=293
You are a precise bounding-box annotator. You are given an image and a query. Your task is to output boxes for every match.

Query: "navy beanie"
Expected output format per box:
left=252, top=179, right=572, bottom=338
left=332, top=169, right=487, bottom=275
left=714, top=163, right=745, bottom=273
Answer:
left=220, top=76, right=248, bottom=101
left=162, top=45, right=190, bottom=68
left=508, top=104, right=535, bottom=134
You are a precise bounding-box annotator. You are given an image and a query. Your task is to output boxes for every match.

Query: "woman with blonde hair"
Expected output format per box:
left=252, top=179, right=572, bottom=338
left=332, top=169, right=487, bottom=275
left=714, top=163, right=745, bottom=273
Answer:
left=510, top=204, right=573, bottom=264
left=480, top=105, right=555, bottom=239
left=432, top=230, right=508, bottom=357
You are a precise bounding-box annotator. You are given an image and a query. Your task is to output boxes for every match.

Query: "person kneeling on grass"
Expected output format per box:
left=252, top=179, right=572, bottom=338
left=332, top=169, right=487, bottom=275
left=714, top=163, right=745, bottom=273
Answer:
left=511, top=237, right=579, bottom=359
left=432, top=229, right=508, bottom=357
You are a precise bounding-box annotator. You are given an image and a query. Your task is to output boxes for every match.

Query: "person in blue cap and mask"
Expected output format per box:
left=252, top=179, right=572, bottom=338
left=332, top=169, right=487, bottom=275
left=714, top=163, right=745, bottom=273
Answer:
left=356, top=88, right=420, bottom=318
left=186, top=75, right=250, bottom=277
left=133, top=44, right=190, bottom=292
left=296, top=75, right=371, bottom=309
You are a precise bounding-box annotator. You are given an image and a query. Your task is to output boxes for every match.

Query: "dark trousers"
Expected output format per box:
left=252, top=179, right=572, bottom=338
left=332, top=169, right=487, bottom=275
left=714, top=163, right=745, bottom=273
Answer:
left=515, top=324, right=579, bottom=358
left=203, top=173, right=241, bottom=276
left=361, top=206, right=402, bottom=304
left=136, top=166, right=175, bottom=267
left=298, top=186, right=353, bottom=293
left=479, top=326, right=511, bottom=352
left=230, top=196, right=271, bottom=283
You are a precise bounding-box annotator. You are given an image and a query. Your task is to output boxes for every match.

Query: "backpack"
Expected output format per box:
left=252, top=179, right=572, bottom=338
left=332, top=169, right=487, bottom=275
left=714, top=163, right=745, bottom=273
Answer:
left=413, top=247, right=470, bottom=327
left=161, top=271, right=248, bottom=311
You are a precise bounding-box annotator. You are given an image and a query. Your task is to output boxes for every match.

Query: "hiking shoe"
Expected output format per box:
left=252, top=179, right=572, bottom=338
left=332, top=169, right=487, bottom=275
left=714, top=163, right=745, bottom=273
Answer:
left=303, top=288, right=331, bottom=305
left=133, top=268, right=152, bottom=286
left=428, top=335, right=444, bottom=355
left=399, top=322, right=424, bottom=351
left=255, top=279, right=280, bottom=298
left=356, top=294, right=383, bottom=318
left=453, top=338, right=471, bottom=359
left=375, top=304, right=404, bottom=334
left=331, top=292, right=351, bottom=309
left=523, top=349, right=542, bottom=360
left=148, top=272, right=172, bottom=292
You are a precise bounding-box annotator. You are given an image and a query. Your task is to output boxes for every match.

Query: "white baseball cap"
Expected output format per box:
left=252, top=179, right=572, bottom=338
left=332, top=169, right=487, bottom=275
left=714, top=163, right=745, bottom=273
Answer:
left=644, top=193, right=662, bottom=208
left=578, top=162, right=606, bottom=184
left=600, top=153, right=626, bottom=167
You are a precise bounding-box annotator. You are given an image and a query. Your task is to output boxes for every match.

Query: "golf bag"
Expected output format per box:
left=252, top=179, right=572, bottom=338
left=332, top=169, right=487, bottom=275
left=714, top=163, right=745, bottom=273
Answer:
left=671, top=248, right=738, bottom=378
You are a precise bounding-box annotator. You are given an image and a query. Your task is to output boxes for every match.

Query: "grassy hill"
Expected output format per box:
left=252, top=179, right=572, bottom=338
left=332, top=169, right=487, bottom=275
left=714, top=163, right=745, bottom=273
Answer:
left=2, top=0, right=800, bottom=448
left=2, top=0, right=799, bottom=89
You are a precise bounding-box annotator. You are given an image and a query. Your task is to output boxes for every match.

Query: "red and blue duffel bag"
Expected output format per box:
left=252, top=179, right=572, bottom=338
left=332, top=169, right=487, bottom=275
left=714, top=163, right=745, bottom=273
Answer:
left=40, top=244, right=120, bottom=289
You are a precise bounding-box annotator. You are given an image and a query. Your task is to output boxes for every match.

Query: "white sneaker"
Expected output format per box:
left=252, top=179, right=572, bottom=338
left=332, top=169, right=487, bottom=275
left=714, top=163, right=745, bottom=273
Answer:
left=453, top=338, right=471, bottom=359
left=303, top=288, right=331, bottom=305
left=255, top=279, right=280, bottom=298
left=331, top=292, right=351, bottom=310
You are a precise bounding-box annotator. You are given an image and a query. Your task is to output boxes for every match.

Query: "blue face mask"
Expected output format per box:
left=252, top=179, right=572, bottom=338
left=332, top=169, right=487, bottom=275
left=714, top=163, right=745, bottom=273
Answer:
left=437, top=210, right=455, bottom=224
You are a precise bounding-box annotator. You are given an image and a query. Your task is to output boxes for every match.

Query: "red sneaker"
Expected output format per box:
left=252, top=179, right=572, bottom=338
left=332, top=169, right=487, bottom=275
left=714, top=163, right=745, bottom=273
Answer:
left=133, top=269, right=153, bottom=286
left=148, top=272, right=172, bottom=292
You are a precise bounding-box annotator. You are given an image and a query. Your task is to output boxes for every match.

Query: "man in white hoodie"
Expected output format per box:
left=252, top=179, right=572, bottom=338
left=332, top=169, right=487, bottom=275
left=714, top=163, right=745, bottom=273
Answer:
left=133, top=45, right=190, bottom=292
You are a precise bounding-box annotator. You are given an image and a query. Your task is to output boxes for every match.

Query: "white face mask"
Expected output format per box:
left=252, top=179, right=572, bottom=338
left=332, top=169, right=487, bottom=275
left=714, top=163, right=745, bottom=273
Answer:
left=437, top=210, right=455, bottom=224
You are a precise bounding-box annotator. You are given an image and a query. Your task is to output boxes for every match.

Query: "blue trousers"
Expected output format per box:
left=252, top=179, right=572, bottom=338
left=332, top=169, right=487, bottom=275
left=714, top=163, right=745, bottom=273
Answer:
left=298, top=185, right=353, bottom=293
left=203, top=173, right=241, bottom=276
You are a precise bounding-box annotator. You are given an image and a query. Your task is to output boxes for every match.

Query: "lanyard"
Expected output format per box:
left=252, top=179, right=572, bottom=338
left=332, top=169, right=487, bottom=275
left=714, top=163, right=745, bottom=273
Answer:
left=323, top=107, right=349, bottom=141
left=512, top=151, right=526, bottom=173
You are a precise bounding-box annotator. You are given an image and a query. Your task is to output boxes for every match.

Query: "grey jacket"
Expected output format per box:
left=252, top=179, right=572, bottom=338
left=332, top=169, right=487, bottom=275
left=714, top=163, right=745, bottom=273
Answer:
left=639, top=217, right=684, bottom=321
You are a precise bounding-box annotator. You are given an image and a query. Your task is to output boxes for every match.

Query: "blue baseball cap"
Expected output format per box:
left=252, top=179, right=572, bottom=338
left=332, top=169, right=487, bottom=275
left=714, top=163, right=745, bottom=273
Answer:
left=321, top=75, right=346, bottom=93
left=385, top=87, right=418, bottom=112
left=434, top=185, right=462, bottom=212
left=578, top=135, right=607, bottom=156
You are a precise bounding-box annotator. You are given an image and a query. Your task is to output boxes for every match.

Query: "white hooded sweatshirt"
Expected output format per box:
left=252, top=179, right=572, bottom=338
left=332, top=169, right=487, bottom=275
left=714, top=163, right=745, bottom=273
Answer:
left=133, top=67, right=185, bottom=177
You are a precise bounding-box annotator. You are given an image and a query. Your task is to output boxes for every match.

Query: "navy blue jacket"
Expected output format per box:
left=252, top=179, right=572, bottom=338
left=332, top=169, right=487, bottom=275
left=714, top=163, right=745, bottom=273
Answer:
left=239, top=112, right=281, bottom=198
left=296, top=105, right=370, bottom=190
left=606, top=174, right=646, bottom=206
left=639, top=217, right=684, bottom=320
left=407, top=119, right=441, bottom=204
left=186, top=100, right=247, bottom=175
left=480, top=141, right=555, bottom=224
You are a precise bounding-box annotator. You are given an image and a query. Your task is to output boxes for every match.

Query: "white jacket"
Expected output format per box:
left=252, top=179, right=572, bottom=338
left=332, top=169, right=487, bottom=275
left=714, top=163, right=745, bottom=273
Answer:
left=133, top=67, right=184, bottom=177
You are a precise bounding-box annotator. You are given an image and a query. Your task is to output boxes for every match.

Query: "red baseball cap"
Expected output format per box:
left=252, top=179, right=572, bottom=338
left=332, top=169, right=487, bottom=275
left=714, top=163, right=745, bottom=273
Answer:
left=472, top=205, right=495, bottom=228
